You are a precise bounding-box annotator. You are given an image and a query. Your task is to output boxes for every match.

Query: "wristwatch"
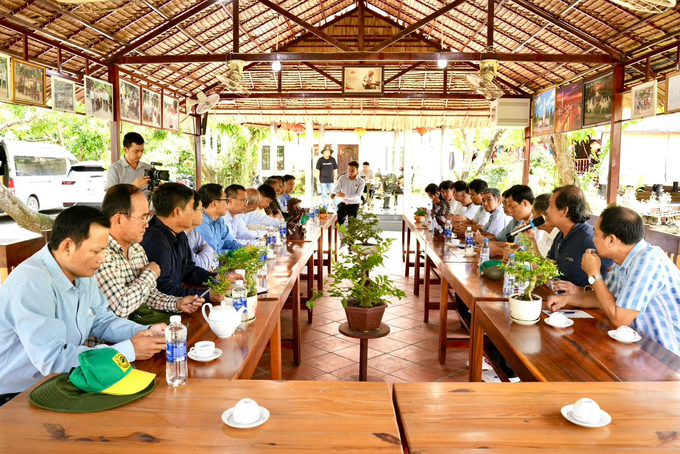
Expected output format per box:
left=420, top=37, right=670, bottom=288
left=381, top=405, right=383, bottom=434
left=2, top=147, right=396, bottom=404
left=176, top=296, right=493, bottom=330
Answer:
left=587, top=274, right=602, bottom=285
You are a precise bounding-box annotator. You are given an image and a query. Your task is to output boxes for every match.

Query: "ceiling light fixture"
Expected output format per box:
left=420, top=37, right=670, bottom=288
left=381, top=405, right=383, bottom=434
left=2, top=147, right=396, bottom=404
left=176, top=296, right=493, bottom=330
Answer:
left=437, top=59, right=447, bottom=69
left=272, top=61, right=282, bottom=72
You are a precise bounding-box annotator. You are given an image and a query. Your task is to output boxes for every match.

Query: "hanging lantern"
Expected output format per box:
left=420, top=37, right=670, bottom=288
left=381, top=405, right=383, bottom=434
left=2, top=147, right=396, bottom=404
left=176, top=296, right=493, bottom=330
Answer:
left=292, top=123, right=305, bottom=144
left=279, top=122, right=294, bottom=142
left=354, top=127, right=367, bottom=144
left=414, top=127, right=429, bottom=144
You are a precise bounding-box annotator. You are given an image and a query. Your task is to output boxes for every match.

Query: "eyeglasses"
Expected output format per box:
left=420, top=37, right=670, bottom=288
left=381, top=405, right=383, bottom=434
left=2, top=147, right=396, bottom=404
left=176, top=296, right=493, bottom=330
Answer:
left=230, top=197, right=247, bottom=203
left=126, top=214, right=150, bottom=224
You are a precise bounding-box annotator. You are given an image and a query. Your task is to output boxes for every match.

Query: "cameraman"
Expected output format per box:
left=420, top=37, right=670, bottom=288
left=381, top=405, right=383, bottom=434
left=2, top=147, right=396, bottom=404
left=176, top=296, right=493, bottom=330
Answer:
left=106, top=132, right=152, bottom=198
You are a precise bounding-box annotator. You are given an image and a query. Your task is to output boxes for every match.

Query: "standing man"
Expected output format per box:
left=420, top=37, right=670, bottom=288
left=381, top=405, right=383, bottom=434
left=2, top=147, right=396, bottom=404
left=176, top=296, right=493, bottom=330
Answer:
left=315, top=146, right=338, bottom=208
left=334, top=161, right=365, bottom=226
left=106, top=132, right=152, bottom=198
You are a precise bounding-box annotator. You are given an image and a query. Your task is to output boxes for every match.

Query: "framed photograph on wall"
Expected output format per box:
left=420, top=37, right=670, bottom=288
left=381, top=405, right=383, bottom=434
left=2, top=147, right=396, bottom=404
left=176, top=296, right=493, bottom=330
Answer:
left=342, top=66, right=383, bottom=94
left=0, top=54, right=10, bottom=102
left=665, top=71, right=680, bottom=114
left=51, top=76, right=76, bottom=113
left=142, top=87, right=162, bottom=128
left=119, top=79, right=141, bottom=124
left=631, top=80, right=657, bottom=119
left=583, top=72, right=613, bottom=127
left=84, top=75, right=113, bottom=121
left=12, top=59, right=45, bottom=106
left=532, top=87, right=556, bottom=136
left=162, top=94, right=179, bottom=131
left=555, top=81, right=583, bottom=133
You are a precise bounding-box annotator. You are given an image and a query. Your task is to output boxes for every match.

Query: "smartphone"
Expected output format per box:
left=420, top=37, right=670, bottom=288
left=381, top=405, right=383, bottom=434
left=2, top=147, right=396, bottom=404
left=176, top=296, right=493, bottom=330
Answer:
left=199, top=288, right=210, bottom=299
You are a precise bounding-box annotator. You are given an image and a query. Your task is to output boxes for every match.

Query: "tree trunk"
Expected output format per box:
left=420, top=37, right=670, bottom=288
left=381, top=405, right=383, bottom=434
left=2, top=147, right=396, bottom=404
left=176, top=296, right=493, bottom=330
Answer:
left=550, top=133, right=576, bottom=186
left=0, top=183, right=55, bottom=233
left=458, top=129, right=475, bottom=181
left=474, top=129, right=505, bottom=177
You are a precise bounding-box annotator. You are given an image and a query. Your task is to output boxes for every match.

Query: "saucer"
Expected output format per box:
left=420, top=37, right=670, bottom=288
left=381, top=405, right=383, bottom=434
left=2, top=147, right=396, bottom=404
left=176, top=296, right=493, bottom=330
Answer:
left=511, top=316, right=539, bottom=326
left=222, top=406, right=270, bottom=429
left=188, top=348, right=222, bottom=362
left=561, top=405, right=612, bottom=428
left=544, top=318, right=575, bottom=328
left=608, top=330, right=641, bottom=344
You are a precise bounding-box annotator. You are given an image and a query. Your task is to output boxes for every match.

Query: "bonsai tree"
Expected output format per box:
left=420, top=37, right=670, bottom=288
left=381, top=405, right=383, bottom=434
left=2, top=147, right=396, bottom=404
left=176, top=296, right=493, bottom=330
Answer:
left=307, top=239, right=406, bottom=309
left=414, top=207, right=427, bottom=217
left=339, top=212, right=384, bottom=249
left=207, top=245, right=266, bottom=297
left=500, top=237, right=560, bottom=301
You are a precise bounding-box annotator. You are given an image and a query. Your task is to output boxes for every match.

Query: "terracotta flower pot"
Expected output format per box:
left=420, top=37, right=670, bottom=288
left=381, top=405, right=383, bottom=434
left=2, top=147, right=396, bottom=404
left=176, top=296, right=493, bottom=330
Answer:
left=343, top=302, right=387, bottom=331
left=414, top=215, right=423, bottom=223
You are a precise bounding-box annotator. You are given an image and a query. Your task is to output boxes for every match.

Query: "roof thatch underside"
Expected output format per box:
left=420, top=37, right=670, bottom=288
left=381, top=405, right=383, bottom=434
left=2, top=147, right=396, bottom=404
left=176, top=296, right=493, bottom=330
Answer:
left=1, top=0, right=679, bottom=129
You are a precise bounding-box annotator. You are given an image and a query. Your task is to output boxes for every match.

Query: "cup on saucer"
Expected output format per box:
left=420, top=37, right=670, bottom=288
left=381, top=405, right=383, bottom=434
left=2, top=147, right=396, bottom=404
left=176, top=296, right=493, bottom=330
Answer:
left=571, top=398, right=602, bottom=425
left=614, top=325, right=638, bottom=342
left=233, top=398, right=261, bottom=425
left=189, top=341, right=215, bottom=358
left=548, top=312, right=569, bottom=327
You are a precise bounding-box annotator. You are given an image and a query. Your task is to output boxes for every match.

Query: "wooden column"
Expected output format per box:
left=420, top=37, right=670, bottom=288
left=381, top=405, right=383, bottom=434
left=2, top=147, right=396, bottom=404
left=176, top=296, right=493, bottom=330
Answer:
left=232, top=0, right=239, bottom=53
left=305, top=120, right=314, bottom=206
left=440, top=126, right=448, bottom=181
left=269, top=122, right=277, bottom=173
left=23, top=34, right=28, bottom=60
left=194, top=114, right=203, bottom=188
left=108, top=64, right=121, bottom=163
left=404, top=130, right=412, bottom=211
left=522, top=126, right=531, bottom=185
left=607, top=63, right=624, bottom=204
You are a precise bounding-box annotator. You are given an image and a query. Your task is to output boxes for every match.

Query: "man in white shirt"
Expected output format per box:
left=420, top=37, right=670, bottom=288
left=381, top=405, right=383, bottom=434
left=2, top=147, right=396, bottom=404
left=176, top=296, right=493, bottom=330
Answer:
left=451, top=180, right=488, bottom=224
left=359, top=161, right=376, bottom=206
left=244, top=185, right=281, bottom=231
left=223, top=184, right=261, bottom=246
left=334, top=161, right=365, bottom=226
left=439, top=180, right=462, bottom=215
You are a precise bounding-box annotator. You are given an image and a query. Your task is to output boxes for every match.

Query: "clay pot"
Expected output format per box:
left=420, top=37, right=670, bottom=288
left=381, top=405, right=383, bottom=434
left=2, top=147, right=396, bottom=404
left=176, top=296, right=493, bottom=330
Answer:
left=343, top=302, right=387, bottom=331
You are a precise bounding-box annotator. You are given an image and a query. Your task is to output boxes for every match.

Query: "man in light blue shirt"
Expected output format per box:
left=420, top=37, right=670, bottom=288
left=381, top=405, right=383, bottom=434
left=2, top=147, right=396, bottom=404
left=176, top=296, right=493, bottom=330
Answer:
left=549, top=205, right=680, bottom=355
left=222, top=184, right=260, bottom=246
left=0, top=206, right=166, bottom=402
left=278, top=175, right=295, bottom=214
left=196, top=183, right=243, bottom=255
left=480, top=188, right=511, bottom=236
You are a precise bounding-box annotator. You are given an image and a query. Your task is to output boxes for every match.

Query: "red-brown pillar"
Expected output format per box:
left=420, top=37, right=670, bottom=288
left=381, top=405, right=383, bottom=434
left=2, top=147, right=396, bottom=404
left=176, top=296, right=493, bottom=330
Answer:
left=522, top=126, right=531, bottom=185
left=607, top=63, right=624, bottom=204
left=194, top=114, right=202, bottom=188
left=108, top=64, right=121, bottom=163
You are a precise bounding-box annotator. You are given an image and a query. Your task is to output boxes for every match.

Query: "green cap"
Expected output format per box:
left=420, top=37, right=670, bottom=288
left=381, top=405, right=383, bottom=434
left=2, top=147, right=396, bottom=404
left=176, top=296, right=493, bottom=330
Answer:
left=29, top=349, right=156, bottom=413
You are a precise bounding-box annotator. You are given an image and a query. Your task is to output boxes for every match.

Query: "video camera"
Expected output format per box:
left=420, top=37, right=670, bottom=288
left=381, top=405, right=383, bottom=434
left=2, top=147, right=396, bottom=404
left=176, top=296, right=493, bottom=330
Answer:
left=144, top=162, right=170, bottom=191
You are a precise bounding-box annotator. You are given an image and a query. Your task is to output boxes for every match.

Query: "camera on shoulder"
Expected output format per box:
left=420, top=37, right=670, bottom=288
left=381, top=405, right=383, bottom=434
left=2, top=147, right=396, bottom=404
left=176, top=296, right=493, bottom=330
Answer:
left=144, top=162, right=170, bottom=190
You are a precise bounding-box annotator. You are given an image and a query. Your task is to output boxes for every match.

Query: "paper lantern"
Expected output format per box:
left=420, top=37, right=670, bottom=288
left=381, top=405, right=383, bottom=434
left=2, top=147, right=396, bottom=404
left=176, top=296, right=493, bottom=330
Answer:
left=354, top=127, right=367, bottom=144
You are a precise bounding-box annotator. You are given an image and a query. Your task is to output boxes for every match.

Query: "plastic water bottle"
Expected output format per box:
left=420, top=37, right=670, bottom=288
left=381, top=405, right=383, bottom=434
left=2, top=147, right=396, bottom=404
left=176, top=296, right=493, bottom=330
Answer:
left=480, top=238, right=490, bottom=265
left=258, top=236, right=268, bottom=260
left=465, top=226, right=474, bottom=253
left=267, top=228, right=276, bottom=251
left=309, top=207, right=315, bottom=227
left=444, top=220, right=453, bottom=244
left=314, top=206, right=320, bottom=225
left=503, top=253, right=516, bottom=295
left=279, top=220, right=287, bottom=241
left=231, top=279, right=248, bottom=322
left=166, top=315, right=188, bottom=387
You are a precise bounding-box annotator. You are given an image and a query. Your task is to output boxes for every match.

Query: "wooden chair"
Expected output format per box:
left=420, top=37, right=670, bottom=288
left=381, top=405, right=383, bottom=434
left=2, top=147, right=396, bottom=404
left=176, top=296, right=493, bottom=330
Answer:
left=0, top=233, right=50, bottom=284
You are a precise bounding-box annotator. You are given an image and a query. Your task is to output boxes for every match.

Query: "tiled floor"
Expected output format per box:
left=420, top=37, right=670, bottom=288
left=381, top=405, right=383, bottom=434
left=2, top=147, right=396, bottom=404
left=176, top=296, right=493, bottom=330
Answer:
left=252, top=232, right=472, bottom=383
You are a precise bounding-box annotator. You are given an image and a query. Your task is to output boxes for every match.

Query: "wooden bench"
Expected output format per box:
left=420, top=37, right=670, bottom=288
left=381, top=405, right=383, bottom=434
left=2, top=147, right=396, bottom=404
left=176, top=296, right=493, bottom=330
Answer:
left=0, top=231, right=51, bottom=284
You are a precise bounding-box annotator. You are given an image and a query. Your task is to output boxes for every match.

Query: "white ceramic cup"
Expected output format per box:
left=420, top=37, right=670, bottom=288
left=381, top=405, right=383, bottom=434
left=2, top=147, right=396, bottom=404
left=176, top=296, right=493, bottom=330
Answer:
left=615, top=325, right=637, bottom=342
left=450, top=239, right=461, bottom=247
left=548, top=312, right=568, bottom=326
left=464, top=249, right=476, bottom=257
left=233, top=398, right=261, bottom=425
left=571, top=398, right=602, bottom=424
left=190, top=341, right=215, bottom=358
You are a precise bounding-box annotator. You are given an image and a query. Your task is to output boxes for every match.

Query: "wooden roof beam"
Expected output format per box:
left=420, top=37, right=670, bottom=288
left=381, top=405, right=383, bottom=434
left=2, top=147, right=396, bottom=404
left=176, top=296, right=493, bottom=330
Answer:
left=302, top=62, right=342, bottom=86
left=140, top=0, right=211, bottom=53
left=370, top=0, right=468, bottom=52
left=219, top=91, right=528, bottom=99
left=34, top=0, right=120, bottom=43
left=385, top=62, right=423, bottom=84
left=258, top=0, right=351, bottom=51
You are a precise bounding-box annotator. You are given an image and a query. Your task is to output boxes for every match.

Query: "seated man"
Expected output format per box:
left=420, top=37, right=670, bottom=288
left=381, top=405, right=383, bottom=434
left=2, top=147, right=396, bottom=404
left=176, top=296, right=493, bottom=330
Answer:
left=244, top=186, right=281, bottom=232
left=278, top=175, right=295, bottom=214
left=549, top=205, right=680, bottom=355
left=222, top=184, right=261, bottom=246
left=0, top=206, right=166, bottom=404
left=196, top=183, right=244, bottom=255
left=263, top=178, right=284, bottom=219
left=468, top=188, right=510, bottom=237
left=524, top=193, right=560, bottom=257
left=96, top=184, right=204, bottom=318
left=359, top=161, right=376, bottom=205
left=451, top=179, right=490, bottom=236
left=439, top=180, right=461, bottom=215
left=141, top=183, right=224, bottom=302
left=424, top=183, right=441, bottom=204
left=450, top=180, right=481, bottom=221
left=186, top=190, right=219, bottom=272
left=334, top=160, right=365, bottom=226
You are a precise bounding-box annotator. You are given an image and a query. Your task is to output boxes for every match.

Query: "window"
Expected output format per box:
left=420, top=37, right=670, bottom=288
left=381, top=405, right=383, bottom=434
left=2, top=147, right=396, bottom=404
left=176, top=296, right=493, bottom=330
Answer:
left=14, top=156, right=41, bottom=176
left=43, top=157, right=67, bottom=175
left=261, top=146, right=270, bottom=171
left=276, top=146, right=284, bottom=171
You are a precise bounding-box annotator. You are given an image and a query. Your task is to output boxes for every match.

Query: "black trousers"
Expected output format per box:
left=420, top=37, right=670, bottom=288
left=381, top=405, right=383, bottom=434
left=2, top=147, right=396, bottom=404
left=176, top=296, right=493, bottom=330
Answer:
left=337, top=202, right=360, bottom=226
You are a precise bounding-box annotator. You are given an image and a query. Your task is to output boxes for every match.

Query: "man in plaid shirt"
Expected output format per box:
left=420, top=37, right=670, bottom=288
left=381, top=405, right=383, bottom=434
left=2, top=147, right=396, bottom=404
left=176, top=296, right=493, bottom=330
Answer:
left=96, top=184, right=203, bottom=318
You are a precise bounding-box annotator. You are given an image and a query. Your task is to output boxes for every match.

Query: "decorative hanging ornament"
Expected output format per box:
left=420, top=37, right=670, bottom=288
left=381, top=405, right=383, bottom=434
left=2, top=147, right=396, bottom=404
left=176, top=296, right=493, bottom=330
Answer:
left=415, top=127, right=429, bottom=144
left=292, top=123, right=305, bottom=144
left=354, top=127, right=367, bottom=144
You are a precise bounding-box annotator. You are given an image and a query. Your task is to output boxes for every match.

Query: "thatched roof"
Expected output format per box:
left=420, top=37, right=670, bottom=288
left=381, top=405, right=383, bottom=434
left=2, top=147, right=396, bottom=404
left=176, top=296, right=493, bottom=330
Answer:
left=1, top=0, right=679, bottom=129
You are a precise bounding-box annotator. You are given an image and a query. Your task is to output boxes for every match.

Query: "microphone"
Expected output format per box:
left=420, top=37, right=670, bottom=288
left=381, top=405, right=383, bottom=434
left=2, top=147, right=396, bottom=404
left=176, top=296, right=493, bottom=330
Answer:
left=508, top=216, right=545, bottom=237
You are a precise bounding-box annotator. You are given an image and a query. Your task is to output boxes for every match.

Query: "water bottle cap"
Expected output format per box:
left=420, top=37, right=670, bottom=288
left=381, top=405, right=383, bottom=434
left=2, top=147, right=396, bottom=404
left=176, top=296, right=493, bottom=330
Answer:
left=235, top=280, right=244, bottom=285
left=483, top=238, right=489, bottom=242
left=170, top=315, right=182, bottom=324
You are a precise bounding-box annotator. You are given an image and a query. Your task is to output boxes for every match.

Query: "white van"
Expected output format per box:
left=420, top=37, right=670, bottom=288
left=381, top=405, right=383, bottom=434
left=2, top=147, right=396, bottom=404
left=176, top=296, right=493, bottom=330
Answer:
left=0, top=140, right=77, bottom=211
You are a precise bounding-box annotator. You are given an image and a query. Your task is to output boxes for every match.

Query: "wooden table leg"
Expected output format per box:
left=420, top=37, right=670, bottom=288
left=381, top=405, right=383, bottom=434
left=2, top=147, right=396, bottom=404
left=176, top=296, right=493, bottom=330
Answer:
left=401, top=218, right=406, bottom=262
left=424, top=256, right=431, bottom=323
left=317, top=234, right=323, bottom=291
left=307, top=256, right=313, bottom=300
left=469, top=301, right=484, bottom=382
left=438, top=277, right=449, bottom=365
left=292, top=276, right=301, bottom=365
left=334, top=221, right=338, bottom=262
left=327, top=223, right=332, bottom=274
left=413, top=239, right=420, bottom=296
left=359, top=338, right=368, bottom=382
left=270, top=316, right=282, bottom=380
left=404, top=227, right=411, bottom=277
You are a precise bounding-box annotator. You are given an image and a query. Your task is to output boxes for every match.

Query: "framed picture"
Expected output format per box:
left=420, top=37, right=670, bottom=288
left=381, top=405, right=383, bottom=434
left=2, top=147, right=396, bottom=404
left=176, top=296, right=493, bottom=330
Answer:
left=555, top=81, right=583, bottom=133
left=162, top=94, right=179, bottom=131
left=342, top=66, right=383, bottom=94
left=631, top=80, right=657, bottom=119
left=532, top=87, right=556, bottom=136
left=665, top=71, right=680, bottom=114
left=119, top=79, right=141, bottom=124
left=84, top=75, right=113, bottom=121
left=583, top=72, right=613, bottom=127
left=142, top=87, right=162, bottom=128
left=51, top=76, right=76, bottom=113
left=0, top=54, right=10, bottom=102
left=12, top=59, right=45, bottom=106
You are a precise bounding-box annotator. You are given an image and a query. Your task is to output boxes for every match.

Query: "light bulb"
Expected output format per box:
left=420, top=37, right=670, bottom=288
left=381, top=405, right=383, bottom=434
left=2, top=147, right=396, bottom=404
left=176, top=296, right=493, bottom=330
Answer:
left=272, top=61, right=282, bottom=72
left=437, top=59, right=447, bottom=69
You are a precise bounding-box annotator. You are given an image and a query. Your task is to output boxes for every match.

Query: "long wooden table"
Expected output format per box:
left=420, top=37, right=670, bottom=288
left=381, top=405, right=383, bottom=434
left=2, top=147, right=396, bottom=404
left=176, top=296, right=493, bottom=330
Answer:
left=0, top=379, right=403, bottom=453
left=470, top=300, right=680, bottom=382
left=394, top=382, right=680, bottom=452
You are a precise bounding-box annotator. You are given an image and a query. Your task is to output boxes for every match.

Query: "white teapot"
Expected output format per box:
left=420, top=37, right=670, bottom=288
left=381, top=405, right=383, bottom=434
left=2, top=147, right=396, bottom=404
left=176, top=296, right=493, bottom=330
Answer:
left=202, top=303, right=245, bottom=338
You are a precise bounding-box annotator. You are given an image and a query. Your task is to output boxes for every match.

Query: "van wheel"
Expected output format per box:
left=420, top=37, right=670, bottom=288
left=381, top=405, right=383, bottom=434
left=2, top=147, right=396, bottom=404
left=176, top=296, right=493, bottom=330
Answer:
left=26, top=196, right=39, bottom=211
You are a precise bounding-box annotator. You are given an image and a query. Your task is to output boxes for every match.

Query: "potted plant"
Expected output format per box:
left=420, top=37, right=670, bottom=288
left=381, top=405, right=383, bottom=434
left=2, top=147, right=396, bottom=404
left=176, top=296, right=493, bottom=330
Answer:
left=500, top=237, right=559, bottom=324
left=319, top=205, right=328, bottom=220
left=207, top=245, right=267, bottom=322
left=414, top=207, right=427, bottom=223
left=339, top=212, right=384, bottom=252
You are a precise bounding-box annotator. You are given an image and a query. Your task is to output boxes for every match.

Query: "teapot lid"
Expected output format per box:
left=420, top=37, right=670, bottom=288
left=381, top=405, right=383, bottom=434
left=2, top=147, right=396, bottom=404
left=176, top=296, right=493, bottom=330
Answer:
left=235, top=280, right=244, bottom=285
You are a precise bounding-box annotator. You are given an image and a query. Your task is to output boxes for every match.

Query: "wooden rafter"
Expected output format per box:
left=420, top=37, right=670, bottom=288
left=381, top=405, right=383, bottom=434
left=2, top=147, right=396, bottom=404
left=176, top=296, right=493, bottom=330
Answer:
left=302, top=62, right=342, bottom=86
left=219, top=92, right=527, bottom=99
left=33, top=0, right=120, bottom=43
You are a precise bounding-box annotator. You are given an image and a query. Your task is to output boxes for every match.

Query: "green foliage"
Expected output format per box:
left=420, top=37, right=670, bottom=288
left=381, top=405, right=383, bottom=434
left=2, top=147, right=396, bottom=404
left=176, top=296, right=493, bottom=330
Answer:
left=339, top=212, right=383, bottom=248
left=500, top=237, right=560, bottom=300
left=414, top=207, right=427, bottom=216
left=307, top=239, right=406, bottom=309
left=211, top=245, right=267, bottom=297
left=211, top=123, right=267, bottom=186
